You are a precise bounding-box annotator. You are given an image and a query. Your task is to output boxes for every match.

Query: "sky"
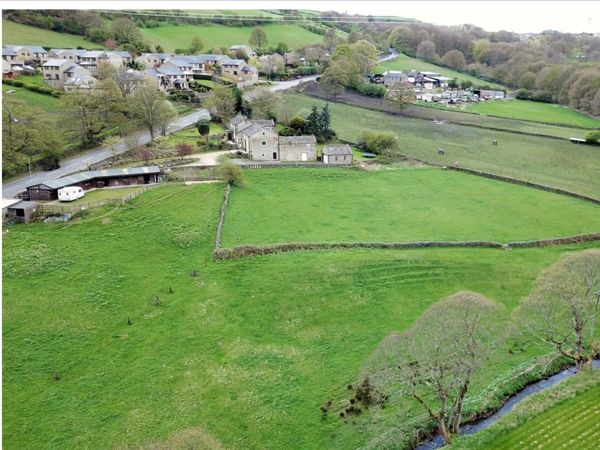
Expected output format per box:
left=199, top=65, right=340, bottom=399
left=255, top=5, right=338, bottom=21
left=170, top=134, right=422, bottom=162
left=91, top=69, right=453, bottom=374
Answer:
left=7, top=1, right=600, bottom=34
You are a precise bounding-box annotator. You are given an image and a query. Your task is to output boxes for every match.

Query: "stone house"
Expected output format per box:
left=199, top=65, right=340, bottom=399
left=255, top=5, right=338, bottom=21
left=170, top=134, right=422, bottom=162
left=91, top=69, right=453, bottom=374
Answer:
left=5, top=45, right=48, bottom=64
left=383, top=70, right=408, bottom=86
left=229, top=114, right=274, bottom=144
left=48, top=48, right=87, bottom=62
left=278, top=135, right=317, bottom=161
left=138, top=52, right=173, bottom=68
left=220, top=59, right=246, bottom=78
left=239, top=64, right=259, bottom=82
left=2, top=59, right=16, bottom=79
left=322, top=144, right=353, bottom=164
left=64, top=74, right=99, bottom=93
left=42, top=59, right=91, bottom=89
left=144, top=64, right=191, bottom=91
left=240, top=124, right=279, bottom=161
left=2, top=47, right=17, bottom=62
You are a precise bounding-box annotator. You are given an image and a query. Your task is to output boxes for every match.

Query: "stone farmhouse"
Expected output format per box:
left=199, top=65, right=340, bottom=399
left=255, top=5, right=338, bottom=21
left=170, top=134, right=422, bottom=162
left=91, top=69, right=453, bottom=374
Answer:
left=145, top=64, right=191, bottom=91
left=41, top=59, right=92, bottom=89
left=229, top=114, right=319, bottom=162
left=5, top=45, right=48, bottom=64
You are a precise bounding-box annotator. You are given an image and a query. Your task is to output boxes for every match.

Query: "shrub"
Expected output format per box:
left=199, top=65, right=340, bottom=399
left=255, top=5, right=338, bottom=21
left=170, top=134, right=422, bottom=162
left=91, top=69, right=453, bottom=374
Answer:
left=357, top=131, right=399, bottom=156
left=584, top=130, right=600, bottom=145
left=353, top=82, right=386, bottom=98
left=289, top=116, right=307, bottom=132
left=516, top=88, right=533, bottom=100
left=39, top=151, right=60, bottom=171
left=218, top=161, right=243, bottom=186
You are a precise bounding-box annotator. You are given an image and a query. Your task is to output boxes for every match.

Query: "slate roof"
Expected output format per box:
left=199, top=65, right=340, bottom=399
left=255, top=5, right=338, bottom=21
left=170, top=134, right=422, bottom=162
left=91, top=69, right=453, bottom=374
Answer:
left=279, top=135, right=317, bottom=145
left=221, top=59, right=245, bottom=66
left=230, top=113, right=247, bottom=126
left=8, top=201, right=38, bottom=210
left=6, top=45, right=47, bottom=53
left=82, top=50, right=105, bottom=58
left=2, top=48, right=17, bottom=56
left=42, top=59, right=70, bottom=67
left=165, top=59, right=193, bottom=68
left=28, top=166, right=160, bottom=190
left=240, top=123, right=276, bottom=137
left=322, top=144, right=352, bottom=156
left=241, top=65, right=257, bottom=73
left=64, top=74, right=98, bottom=87
left=156, top=64, right=184, bottom=76
left=50, top=48, right=86, bottom=57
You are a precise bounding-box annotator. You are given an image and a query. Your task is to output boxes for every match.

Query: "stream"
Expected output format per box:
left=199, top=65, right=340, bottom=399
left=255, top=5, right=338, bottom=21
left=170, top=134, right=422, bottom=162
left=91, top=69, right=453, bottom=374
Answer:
left=416, top=360, right=600, bottom=449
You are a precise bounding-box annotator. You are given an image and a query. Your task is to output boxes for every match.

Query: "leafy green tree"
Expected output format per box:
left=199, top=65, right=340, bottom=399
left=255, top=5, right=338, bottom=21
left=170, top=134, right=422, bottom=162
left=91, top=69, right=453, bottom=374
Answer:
left=584, top=130, right=600, bottom=144
left=218, top=161, right=244, bottom=186
left=442, top=50, right=467, bottom=71
left=319, top=103, right=333, bottom=139
left=448, top=78, right=459, bottom=89
left=128, top=81, right=176, bottom=143
left=196, top=119, right=211, bottom=143
left=518, top=71, right=537, bottom=90
left=275, top=42, right=289, bottom=55
left=206, top=85, right=237, bottom=123
left=111, top=17, right=142, bottom=45
left=288, top=116, right=307, bottom=133
left=357, top=131, right=399, bottom=157
left=249, top=26, right=268, bottom=51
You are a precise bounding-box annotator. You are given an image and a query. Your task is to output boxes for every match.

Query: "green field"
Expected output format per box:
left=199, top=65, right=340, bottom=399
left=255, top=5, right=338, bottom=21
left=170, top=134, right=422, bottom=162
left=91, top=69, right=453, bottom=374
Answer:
left=222, top=168, right=600, bottom=247
left=376, top=53, right=505, bottom=90
left=466, top=99, right=600, bottom=129
left=2, top=84, right=60, bottom=112
left=46, top=186, right=144, bottom=206
left=485, top=384, right=600, bottom=449
left=280, top=94, right=600, bottom=198
left=140, top=22, right=323, bottom=52
left=2, top=19, right=101, bottom=49
left=4, top=182, right=600, bottom=449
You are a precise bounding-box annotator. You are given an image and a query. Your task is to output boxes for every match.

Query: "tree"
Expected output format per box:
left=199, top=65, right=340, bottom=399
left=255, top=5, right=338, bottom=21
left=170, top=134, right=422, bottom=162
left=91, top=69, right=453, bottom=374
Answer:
left=349, top=40, right=378, bottom=76
left=459, top=80, right=473, bottom=90
left=416, top=40, right=439, bottom=62
left=205, top=85, right=237, bottom=123
left=177, top=143, right=193, bottom=160
left=128, top=81, right=177, bottom=143
left=324, top=28, right=342, bottom=49
left=275, top=42, right=289, bottom=55
left=3, top=98, right=63, bottom=172
left=448, top=78, right=459, bottom=89
left=357, top=131, right=398, bottom=157
left=318, top=103, right=333, bottom=140
left=249, top=89, right=279, bottom=120
left=396, top=292, right=501, bottom=444
left=190, top=35, right=204, bottom=54
left=442, top=50, right=467, bottom=71
left=196, top=119, right=211, bottom=144
left=320, top=61, right=350, bottom=96
left=519, top=71, right=537, bottom=90
left=347, top=29, right=362, bottom=44
left=138, top=145, right=153, bottom=164
left=218, top=161, right=244, bottom=186
left=288, top=116, right=307, bottom=133
left=249, top=26, right=268, bottom=51
left=111, top=17, right=142, bottom=45
left=384, top=82, right=416, bottom=111
left=104, top=39, right=118, bottom=50
left=514, top=249, right=600, bottom=372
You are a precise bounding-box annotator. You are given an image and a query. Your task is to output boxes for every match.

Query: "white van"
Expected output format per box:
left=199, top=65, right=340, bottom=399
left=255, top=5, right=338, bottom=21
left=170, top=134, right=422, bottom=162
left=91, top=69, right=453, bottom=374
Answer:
left=58, top=186, right=85, bottom=202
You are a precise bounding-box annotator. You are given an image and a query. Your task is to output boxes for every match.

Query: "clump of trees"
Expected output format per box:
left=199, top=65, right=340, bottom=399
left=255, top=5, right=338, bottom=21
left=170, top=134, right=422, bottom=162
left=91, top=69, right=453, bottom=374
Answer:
left=320, top=41, right=378, bottom=96
left=584, top=130, right=600, bottom=144
left=218, top=161, right=244, bottom=186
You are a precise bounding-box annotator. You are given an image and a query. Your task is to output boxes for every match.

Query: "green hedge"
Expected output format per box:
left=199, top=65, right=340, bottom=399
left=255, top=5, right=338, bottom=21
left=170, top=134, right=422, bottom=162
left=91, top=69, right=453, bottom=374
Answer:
left=3, top=78, right=62, bottom=97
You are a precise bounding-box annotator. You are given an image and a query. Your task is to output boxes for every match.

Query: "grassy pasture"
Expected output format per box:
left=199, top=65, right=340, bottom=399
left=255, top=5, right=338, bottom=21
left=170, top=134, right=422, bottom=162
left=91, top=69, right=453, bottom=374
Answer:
left=139, top=22, right=323, bottom=51
left=485, top=384, right=600, bottom=449
left=376, top=53, right=505, bottom=90
left=2, top=19, right=100, bottom=49
left=2, top=84, right=60, bottom=113
left=4, top=182, right=600, bottom=449
left=222, top=168, right=600, bottom=247
left=281, top=94, right=600, bottom=198
left=466, top=99, right=600, bottom=129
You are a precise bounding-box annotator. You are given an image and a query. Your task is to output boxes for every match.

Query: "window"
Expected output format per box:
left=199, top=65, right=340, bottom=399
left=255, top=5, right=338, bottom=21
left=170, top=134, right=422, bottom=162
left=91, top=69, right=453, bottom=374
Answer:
left=261, top=141, right=267, bottom=146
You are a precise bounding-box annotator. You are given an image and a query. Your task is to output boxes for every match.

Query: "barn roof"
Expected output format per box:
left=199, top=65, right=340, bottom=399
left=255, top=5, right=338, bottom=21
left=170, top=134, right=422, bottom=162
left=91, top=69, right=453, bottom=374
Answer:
left=279, top=135, right=316, bottom=144
left=322, top=144, right=352, bottom=155
left=28, top=166, right=160, bottom=190
left=8, top=201, right=38, bottom=210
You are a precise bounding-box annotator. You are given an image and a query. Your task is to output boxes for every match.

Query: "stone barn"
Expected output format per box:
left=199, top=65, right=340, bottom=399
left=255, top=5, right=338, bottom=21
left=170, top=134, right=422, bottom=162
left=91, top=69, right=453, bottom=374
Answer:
left=27, top=166, right=161, bottom=201
left=278, top=135, right=317, bottom=162
left=322, top=145, right=353, bottom=164
left=242, top=125, right=279, bottom=161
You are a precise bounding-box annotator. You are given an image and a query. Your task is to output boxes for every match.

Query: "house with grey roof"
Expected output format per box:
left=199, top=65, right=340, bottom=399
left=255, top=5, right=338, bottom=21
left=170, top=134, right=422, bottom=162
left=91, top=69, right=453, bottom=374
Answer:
left=64, top=73, right=99, bottom=93
left=144, top=63, right=191, bottom=91
left=138, top=52, right=174, bottom=68
left=27, top=166, right=161, bottom=201
left=5, top=45, right=48, bottom=64
left=279, top=135, right=317, bottom=161
left=48, top=48, right=87, bottom=61
left=322, top=144, right=353, bottom=164
left=229, top=45, right=256, bottom=57
left=2, top=47, right=18, bottom=62
left=42, top=59, right=92, bottom=89
left=241, top=125, right=279, bottom=161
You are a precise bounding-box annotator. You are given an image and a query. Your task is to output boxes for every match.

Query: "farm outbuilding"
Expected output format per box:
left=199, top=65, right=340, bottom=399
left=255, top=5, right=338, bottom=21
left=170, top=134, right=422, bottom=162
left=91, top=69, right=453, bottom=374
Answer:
left=322, top=145, right=353, bottom=165
left=7, top=201, right=38, bottom=223
left=26, top=166, right=161, bottom=201
left=278, top=135, right=317, bottom=162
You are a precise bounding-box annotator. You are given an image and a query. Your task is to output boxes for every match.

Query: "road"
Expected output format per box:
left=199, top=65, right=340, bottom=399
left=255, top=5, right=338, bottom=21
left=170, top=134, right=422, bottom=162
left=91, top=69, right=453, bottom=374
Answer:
left=2, top=109, right=210, bottom=199
left=2, top=50, right=400, bottom=199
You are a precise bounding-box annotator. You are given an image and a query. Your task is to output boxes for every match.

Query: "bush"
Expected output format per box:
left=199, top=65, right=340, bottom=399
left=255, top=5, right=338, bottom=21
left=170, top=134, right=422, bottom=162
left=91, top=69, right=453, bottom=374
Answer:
left=357, top=131, right=399, bottom=156
left=39, top=151, right=60, bottom=171
left=353, top=82, right=386, bottom=98
left=584, top=130, right=600, bottom=145
left=516, top=88, right=533, bottom=100
left=218, top=162, right=243, bottom=186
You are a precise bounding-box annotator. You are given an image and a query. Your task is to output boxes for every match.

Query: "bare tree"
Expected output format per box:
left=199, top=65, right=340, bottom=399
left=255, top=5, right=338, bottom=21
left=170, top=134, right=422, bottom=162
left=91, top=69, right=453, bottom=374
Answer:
left=396, top=292, right=501, bottom=444
left=385, top=82, right=416, bottom=111
left=128, top=81, right=176, bottom=143
left=514, top=249, right=600, bottom=372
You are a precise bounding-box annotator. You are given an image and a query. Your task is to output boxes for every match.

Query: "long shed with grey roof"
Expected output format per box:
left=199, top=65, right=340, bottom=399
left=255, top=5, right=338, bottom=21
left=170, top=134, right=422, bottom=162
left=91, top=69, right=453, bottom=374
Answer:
left=322, top=144, right=353, bottom=165
left=26, top=166, right=160, bottom=201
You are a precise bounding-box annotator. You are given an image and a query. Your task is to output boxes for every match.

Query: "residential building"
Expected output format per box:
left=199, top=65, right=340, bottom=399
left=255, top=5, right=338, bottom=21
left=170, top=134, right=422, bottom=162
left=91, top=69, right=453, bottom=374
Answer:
left=278, top=135, right=317, bottom=161
left=220, top=59, right=246, bottom=78
left=64, top=74, right=99, bottom=93
left=48, top=48, right=87, bottom=61
left=116, top=69, right=148, bottom=95
left=138, top=52, right=173, bottom=68
left=322, top=144, right=353, bottom=164
left=42, top=59, right=91, bottom=89
left=230, top=115, right=275, bottom=146
left=230, top=45, right=256, bottom=58
left=283, top=51, right=301, bottom=66
left=239, top=64, right=258, bottom=83
left=240, top=124, right=279, bottom=160
left=144, top=64, right=191, bottom=91
left=2, top=47, right=17, bottom=62
left=2, top=59, right=16, bottom=79
left=5, top=45, right=48, bottom=64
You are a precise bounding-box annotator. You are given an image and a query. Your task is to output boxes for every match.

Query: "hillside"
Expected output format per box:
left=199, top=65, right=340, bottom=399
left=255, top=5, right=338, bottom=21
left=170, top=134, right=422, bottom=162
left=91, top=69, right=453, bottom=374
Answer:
left=376, top=53, right=506, bottom=90
left=2, top=19, right=102, bottom=48
left=138, top=22, right=324, bottom=51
